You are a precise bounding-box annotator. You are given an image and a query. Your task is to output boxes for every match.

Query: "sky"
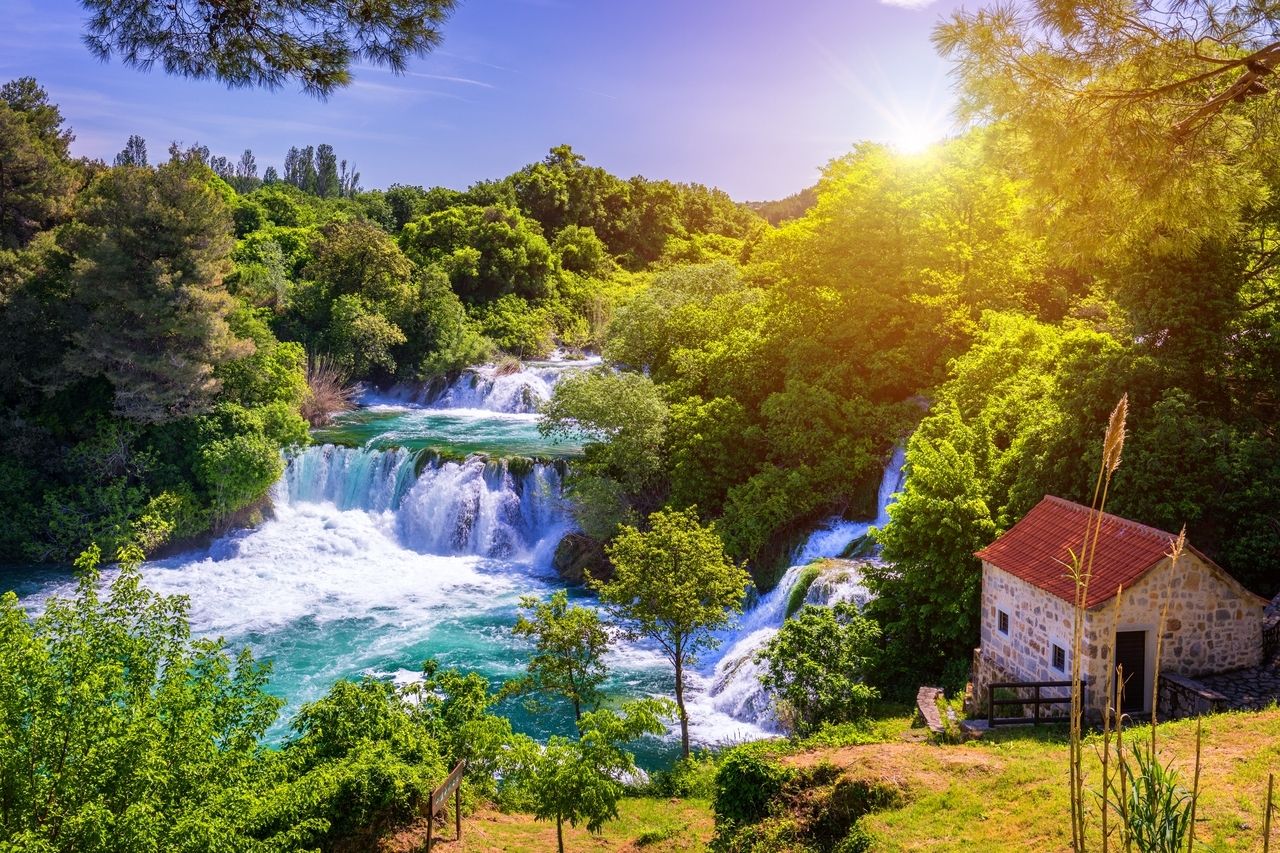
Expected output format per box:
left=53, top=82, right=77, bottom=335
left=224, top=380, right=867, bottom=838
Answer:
left=0, top=0, right=970, bottom=201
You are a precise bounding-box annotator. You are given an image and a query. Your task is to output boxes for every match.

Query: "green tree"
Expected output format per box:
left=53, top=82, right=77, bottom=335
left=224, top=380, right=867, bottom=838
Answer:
left=510, top=590, right=611, bottom=724
left=79, top=0, right=456, bottom=97
left=0, top=544, right=281, bottom=850
left=526, top=700, right=669, bottom=853
left=314, top=143, right=339, bottom=197
left=0, top=79, right=77, bottom=249
left=63, top=159, right=249, bottom=422
left=114, top=133, right=147, bottom=167
left=597, top=507, right=750, bottom=758
left=934, top=0, right=1280, bottom=260
left=399, top=203, right=553, bottom=302
left=755, top=602, right=881, bottom=735
left=539, top=367, right=669, bottom=538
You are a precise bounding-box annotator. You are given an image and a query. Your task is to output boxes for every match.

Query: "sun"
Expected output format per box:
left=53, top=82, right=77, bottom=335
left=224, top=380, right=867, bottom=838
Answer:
left=889, top=114, right=948, bottom=155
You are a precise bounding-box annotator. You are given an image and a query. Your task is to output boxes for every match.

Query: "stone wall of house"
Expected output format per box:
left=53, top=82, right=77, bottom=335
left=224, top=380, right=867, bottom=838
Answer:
left=1082, top=552, right=1265, bottom=713
left=975, top=554, right=1264, bottom=720
left=979, top=562, right=1077, bottom=686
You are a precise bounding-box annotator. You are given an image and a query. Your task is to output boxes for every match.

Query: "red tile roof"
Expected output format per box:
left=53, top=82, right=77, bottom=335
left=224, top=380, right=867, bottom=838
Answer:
left=975, top=496, right=1187, bottom=608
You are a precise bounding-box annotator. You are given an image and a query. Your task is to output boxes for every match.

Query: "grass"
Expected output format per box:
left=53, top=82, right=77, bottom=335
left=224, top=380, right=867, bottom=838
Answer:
left=831, top=709, right=1280, bottom=851
left=415, top=797, right=715, bottom=852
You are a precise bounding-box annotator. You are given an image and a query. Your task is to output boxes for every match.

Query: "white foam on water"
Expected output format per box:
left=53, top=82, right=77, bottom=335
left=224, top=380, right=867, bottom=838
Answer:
left=791, top=445, right=906, bottom=564
left=699, top=447, right=906, bottom=732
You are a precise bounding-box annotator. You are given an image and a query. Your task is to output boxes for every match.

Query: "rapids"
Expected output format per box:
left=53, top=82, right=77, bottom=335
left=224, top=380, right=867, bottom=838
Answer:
left=4, top=356, right=907, bottom=762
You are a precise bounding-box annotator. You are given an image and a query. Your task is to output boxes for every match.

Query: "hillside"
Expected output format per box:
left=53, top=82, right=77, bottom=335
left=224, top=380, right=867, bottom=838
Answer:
left=715, top=708, right=1280, bottom=852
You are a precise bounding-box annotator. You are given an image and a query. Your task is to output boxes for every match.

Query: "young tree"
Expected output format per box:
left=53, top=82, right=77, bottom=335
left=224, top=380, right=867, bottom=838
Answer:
left=527, top=700, right=668, bottom=853
left=510, top=590, right=610, bottom=724
left=755, top=602, right=881, bottom=735
left=597, top=507, right=750, bottom=758
left=539, top=368, right=670, bottom=538
left=78, top=0, right=456, bottom=97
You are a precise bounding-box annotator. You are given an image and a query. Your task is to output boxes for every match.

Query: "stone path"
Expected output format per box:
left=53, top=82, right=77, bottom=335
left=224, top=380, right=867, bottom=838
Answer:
left=1197, top=663, right=1280, bottom=711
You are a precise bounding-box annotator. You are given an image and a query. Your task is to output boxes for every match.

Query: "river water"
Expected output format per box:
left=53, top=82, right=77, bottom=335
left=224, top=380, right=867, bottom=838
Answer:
left=4, top=357, right=903, bottom=767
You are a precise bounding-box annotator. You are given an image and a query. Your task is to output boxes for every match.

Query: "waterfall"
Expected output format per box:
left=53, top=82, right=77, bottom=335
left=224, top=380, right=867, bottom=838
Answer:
left=701, top=447, right=905, bottom=731
left=281, top=445, right=568, bottom=560
left=281, top=445, right=418, bottom=512
left=363, top=355, right=603, bottom=415
left=791, top=444, right=906, bottom=564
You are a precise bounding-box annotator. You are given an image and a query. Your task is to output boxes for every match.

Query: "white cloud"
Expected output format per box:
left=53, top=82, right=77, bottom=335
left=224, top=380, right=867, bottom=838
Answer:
left=878, top=0, right=939, bottom=9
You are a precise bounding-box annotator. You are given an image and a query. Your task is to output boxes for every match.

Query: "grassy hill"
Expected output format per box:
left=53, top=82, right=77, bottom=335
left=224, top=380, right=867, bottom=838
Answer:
left=375, top=707, right=1280, bottom=851
left=734, top=708, right=1280, bottom=852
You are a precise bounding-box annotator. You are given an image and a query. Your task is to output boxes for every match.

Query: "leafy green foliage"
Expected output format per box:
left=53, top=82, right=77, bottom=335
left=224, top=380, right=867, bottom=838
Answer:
left=598, top=508, right=750, bottom=757
left=524, top=700, right=670, bottom=851
left=712, top=744, right=793, bottom=827
left=400, top=203, right=554, bottom=303
left=0, top=544, right=281, bottom=851
left=540, top=367, right=670, bottom=537
left=756, top=603, right=881, bottom=735
left=79, top=0, right=456, bottom=97
left=63, top=159, right=248, bottom=422
left=509, top=590, right=611, bottom=723
left=0, top=79, right=77, bottom=249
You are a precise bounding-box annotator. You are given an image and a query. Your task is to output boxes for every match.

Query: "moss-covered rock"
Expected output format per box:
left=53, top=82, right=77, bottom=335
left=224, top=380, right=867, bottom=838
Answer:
left=552, top=532, right=611, bottom=585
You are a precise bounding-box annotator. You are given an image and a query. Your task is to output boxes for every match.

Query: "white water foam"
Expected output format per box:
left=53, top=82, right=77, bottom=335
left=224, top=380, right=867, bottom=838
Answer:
left=700, top=447, right=906, bottom=732
left=361, top=353, right=602, bottom=415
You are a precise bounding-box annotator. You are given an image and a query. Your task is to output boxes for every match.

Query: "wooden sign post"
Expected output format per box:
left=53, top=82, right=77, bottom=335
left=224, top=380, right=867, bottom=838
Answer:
left=425, top=760, right=466, bottom=850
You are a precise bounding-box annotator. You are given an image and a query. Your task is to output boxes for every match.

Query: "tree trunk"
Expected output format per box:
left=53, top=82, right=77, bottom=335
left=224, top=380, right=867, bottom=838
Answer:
left=674, top=655, right=690, bottom=759
left=557, top=812, right=565, bottom=853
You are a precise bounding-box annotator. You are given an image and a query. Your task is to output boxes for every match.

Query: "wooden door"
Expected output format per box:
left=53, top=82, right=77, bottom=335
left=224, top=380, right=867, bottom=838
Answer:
left=1115, top=630, right=1147, bottom=714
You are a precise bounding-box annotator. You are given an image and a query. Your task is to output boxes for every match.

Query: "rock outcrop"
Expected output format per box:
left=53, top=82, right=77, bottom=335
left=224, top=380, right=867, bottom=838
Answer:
left=553, top=532, right=611, bottom=585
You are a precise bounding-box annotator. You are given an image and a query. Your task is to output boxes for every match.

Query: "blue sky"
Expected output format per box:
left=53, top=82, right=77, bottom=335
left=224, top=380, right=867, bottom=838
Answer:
left=0, top=0, right=967, bottom=200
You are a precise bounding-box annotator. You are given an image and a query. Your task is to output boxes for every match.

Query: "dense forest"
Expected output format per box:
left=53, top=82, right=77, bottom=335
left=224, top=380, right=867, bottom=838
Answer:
left=4, top=56, right=1279, bottom=695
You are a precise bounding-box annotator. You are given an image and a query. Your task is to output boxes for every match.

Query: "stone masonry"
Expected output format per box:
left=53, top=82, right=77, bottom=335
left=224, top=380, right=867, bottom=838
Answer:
left=974, top=551, right=1266, bottom=720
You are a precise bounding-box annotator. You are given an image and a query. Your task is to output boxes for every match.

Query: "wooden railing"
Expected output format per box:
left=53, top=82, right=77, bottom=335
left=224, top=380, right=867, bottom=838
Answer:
left=987, top=679, right=1084, bottom=727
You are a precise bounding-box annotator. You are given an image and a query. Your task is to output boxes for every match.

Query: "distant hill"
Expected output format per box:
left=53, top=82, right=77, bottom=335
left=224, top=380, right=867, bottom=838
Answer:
left=747, top=186, right=817, bottom=226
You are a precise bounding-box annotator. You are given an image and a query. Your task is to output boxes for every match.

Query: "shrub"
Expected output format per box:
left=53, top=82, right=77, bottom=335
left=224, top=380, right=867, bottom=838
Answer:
left=302, top=355, right=357, bottom=426
left=713, top=744, right=792, bottom=827
left=756, top=602, right=881, bottom=735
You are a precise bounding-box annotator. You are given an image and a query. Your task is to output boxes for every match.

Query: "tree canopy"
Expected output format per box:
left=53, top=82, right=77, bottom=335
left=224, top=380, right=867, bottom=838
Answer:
left=78, top=0, right=456, bottom=97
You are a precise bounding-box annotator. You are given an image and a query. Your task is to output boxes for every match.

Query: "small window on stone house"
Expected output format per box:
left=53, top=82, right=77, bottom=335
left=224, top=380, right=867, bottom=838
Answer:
left=1052, top=643, right=1066, bottom=672
left=997, top=609, right=1010, bottom=635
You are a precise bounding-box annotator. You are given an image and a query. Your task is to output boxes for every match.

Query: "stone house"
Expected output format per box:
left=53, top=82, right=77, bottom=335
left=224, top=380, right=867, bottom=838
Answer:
left=971, top=495, right=1268, bottom=719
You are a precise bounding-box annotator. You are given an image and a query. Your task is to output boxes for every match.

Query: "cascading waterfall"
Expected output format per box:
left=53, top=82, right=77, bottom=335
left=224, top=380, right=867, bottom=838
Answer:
left=280, top=445, right=418, bottom=513
left=281, top=444, right=568, bottom=560
left=364, top=355, right=602, bottom=415
left=791, top=444, right=907, bottom=564
left=701, top=447, right=906, bottom=731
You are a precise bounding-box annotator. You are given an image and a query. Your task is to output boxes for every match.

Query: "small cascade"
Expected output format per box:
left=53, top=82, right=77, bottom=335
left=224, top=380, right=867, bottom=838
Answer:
left=397, top=457, right=566, bottom=558
left=364, top=354, right=602, bottom=415
left=281, top=445, right=418, bottom=512
left=282, top=445, right=568, bottom=560
left=791, top=444, right=906, bottom=564
left=431, top=364, right=562, bottom=414
left=704, top=447, right=906, bottom=731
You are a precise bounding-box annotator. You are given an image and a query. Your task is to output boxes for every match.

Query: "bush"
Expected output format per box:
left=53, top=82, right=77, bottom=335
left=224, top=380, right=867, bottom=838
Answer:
left=647, top=751, right=719, bottom=799
left=713, top=745, right=792, bottom=827
left=756, top=602, right=881, bottom=735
